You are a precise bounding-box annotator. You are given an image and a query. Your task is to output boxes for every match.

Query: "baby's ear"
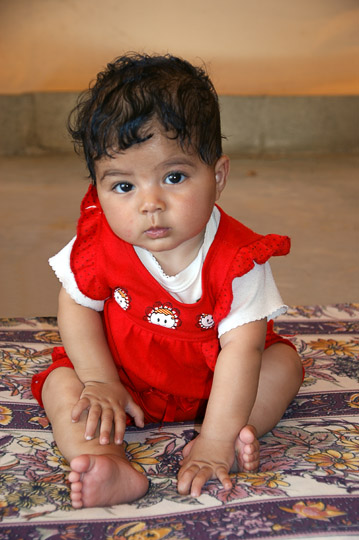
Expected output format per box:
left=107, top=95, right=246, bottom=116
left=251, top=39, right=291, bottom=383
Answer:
left=214, top=155, right=230, bottom=199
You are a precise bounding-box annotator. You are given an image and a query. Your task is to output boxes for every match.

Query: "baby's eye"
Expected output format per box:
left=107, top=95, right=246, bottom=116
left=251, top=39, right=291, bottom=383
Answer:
left=164, top=172, right=186, bottom=185
left=113, top=182, right=134, bottom=193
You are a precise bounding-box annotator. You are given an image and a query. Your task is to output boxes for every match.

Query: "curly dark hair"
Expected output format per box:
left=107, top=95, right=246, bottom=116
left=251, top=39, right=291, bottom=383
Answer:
left=68, top=53, right=223, bottom=182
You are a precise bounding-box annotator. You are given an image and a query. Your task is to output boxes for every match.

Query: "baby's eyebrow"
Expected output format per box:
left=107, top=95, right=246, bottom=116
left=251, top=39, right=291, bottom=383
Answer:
left=160, top=157, right=196, bottom=169
left=99, top=169, right=132, bottom=182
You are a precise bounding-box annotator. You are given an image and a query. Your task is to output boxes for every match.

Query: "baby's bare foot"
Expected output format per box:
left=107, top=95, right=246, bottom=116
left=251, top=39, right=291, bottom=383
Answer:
left=68, top=454, right=148, bottom=508
left=234, top=424, right=260, bottom=472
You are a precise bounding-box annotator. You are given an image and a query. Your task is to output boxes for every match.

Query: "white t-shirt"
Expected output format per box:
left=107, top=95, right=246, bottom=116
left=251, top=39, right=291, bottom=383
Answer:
left=49, top=207, right=287, bottom=337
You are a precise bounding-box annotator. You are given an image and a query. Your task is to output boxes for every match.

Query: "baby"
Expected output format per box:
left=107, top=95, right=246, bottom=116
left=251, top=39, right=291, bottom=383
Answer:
left=31, top=53, right=303, bottom=508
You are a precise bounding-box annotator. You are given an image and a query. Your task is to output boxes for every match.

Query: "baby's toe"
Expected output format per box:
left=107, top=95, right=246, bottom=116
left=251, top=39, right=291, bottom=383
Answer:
left=244, top=443, right=259, bottom=459
left=244, top=460, right=259, bottom=472
left=71, top=496, right=83, bottom=509
left=68, top=470, right=82, bottom=483
left=70, top=480, right=83, bottom=493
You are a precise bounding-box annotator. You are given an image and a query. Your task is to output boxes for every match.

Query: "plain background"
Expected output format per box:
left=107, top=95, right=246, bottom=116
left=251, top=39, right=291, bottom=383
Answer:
left=0, top=0, right=358, bottom=95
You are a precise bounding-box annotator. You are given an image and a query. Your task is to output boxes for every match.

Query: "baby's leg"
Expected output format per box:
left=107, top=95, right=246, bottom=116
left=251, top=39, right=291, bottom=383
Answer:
left=235, top=343, right=303, bottom=471
left=42, top=367, right=148, bottom=508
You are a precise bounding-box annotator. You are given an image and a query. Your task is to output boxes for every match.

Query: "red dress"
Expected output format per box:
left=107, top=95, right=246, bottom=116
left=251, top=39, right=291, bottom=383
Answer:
left=32, top=185, right=296, bottom=423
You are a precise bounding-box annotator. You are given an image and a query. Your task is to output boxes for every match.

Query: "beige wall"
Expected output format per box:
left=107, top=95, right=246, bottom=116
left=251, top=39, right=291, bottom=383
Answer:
left=0, top=0, right=358, bottom=95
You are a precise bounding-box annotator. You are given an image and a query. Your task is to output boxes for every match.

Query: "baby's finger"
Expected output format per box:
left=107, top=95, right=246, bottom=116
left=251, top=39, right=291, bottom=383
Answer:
left=126, top=400, right=145, bottom=428
left=71, top=397, right=90, bottom=422
left=112, top=407, right=128, bottom=445
left=84, top=403, right=102, bottom=440
left=188, top=466, right=212, bottom=498
left=216, top=467, right=233, bottom=491
left=99, top=407, right=114, bottom=445
left=177, top=464, right=199, bottom=496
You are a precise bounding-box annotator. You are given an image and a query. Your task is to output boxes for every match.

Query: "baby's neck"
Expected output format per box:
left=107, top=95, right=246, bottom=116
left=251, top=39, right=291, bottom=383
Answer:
left=145, top=229, right=204, bottom=277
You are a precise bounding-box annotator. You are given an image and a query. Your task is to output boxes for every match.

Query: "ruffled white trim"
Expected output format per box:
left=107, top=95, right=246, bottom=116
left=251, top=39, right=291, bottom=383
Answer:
left=217, top=304, right=287, bottom=337
left=49, top=237, right=105, bottom=312
left=217, top=262, right=287, bottom=337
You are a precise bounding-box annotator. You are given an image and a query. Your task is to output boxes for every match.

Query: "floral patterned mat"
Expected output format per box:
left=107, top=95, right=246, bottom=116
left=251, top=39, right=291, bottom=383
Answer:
left=0, top=304, right=358, bottom=539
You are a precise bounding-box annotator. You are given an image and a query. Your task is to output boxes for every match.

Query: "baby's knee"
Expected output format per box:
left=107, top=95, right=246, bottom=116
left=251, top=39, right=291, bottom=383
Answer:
left=263, top=343, right=303, bottom=390
left=42, top=367, right=83, bottom=412
left=288, top=348, right=304, bottom=382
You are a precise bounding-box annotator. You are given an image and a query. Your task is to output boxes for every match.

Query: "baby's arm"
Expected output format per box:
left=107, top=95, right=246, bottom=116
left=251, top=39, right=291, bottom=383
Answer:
left=177, top=318, right=266, bottom=496
left=57, top=287, right=144, bottom=444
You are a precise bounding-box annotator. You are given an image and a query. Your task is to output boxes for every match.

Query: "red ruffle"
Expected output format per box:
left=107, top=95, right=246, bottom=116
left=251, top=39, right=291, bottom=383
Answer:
left=213, top=233, right=290, bottom=323
left=70, top=185, right=111, bottom=300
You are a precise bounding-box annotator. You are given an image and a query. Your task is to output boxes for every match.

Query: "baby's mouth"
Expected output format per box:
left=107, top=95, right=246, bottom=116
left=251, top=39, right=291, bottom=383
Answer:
left=145, top=227, right=170, bottom=239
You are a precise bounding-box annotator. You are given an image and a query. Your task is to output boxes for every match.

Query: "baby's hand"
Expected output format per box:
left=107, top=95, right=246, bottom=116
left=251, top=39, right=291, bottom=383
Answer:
left=71, top=380, right=144, bottom=445
left=177, top=434, right=235, bottom=497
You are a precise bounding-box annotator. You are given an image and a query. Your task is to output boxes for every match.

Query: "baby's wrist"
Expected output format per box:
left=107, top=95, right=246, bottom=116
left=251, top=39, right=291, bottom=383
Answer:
left=198, top=429, right=236, bottom=445
left=81, top=377, right=120, bottom=386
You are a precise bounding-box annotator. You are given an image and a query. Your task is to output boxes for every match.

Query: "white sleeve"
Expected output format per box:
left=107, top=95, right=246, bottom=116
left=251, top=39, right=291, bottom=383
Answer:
left=49, top=237, right=105, bottom=312
left=217, top=261, right=287, bottom=337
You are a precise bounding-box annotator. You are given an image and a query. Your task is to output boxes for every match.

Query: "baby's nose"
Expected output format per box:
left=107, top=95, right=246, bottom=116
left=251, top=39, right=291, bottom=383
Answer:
left=139, top=192, right=165, bottom=214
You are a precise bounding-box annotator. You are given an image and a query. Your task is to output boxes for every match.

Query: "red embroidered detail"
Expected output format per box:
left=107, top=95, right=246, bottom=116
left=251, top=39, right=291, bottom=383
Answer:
left=114, top=287, right=131, bottom=310
left=144, top=301, right=182, bottom=329
left=196, top=313, right=215, bottom=330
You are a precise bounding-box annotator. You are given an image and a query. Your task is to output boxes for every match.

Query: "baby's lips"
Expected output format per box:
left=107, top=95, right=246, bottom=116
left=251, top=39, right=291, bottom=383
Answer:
left=145, top=227, right=170, bottom=239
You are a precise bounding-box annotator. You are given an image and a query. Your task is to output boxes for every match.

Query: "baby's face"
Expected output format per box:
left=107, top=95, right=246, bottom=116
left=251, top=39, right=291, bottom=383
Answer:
left=95, top=129, right=228, bottom=273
